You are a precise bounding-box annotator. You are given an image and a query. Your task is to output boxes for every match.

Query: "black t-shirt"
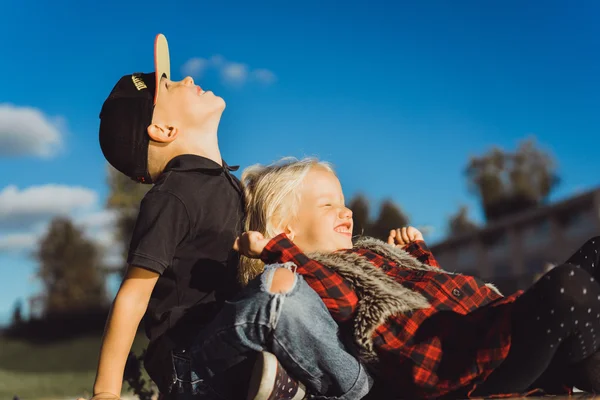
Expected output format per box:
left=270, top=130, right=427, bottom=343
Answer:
left=127, top=154, right=244, bottom=351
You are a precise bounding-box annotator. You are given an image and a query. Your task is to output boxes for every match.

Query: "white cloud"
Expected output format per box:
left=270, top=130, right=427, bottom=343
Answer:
left=0, top=215, right=122, bottom=266
left=0, top=233, right=38, bottom=253
left=77, top=209, right=119, bottom=230
left=0, top=104, right=64, bottom=158
left=79, top=209, right=122, bottom=268
left=210, top=54, right=226, bottom=67
left=180, top=55, right=276, bottom=87
left=0, top=184, right=97, bottom=230
left=93, top=224, right=123, bottom=269
left=94, top=227, right=117, bottom=249
left=252, top=68, right=277, bottom=85
left=221, top=62, right=249, bottom=85
left=416, top=225, right=436, bottom=237
left=0, top=216, right=123, bottom=269
left=0, top=185, right=122, bottom=268
left=181, top=57, right=208, bottom=78
left=0, top=183, right=128, bottom=285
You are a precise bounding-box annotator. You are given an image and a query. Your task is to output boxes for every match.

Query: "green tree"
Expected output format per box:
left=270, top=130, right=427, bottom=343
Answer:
left=106, top=166, right=150, bottom=275
left=347, top=195, right=409, bottom=242
left=370, top=200, right=409, bottom=241
left=11, top=299, right=23, bottom=326
left=448, top=205, right=478, bottom=236
left=348, top=193, right=370, bottom=236
left=35, top=217, right=107, bottom=315
left=465, top=137, right=559, bottom=222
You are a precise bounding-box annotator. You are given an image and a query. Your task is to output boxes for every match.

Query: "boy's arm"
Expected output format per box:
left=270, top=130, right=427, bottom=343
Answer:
left=260, top=233, right=359, bottom=323
left=91, top=266, right=159, bottom=399
left=84, top=190, right=190, bottom=399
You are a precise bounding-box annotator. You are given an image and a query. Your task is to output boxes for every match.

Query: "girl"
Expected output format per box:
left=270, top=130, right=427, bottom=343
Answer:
left=235, top=157, right=600, bottom=399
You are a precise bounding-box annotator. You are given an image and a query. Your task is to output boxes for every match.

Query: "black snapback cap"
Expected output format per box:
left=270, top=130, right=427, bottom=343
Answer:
left=99, top=34, right=171, bottom=184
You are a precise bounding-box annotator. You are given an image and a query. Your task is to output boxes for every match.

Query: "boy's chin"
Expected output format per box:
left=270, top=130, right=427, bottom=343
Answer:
left=205, top=95, right=226, bottom=112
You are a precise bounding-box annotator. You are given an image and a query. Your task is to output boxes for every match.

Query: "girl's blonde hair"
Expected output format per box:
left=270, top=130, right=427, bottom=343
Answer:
left=239, top=157, right=334, bottom=285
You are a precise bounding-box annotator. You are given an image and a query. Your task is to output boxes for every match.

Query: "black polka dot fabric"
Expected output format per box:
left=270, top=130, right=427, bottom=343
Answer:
left=473, top=237, right=600, bottom=396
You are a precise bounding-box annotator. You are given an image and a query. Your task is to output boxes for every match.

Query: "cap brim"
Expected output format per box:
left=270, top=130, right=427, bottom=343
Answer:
left=154, top=33, right=171, bottom=104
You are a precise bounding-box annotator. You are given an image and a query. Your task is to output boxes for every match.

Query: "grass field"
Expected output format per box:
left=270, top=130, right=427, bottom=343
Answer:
left=0, top=334, right=149, bottom=400
left=3, top=334, right=597, bottom=400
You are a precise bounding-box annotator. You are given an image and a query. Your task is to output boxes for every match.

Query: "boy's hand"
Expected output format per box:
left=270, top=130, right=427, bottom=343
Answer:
left=233, top=231, right=270, bottom=258
left=387, top=226, right=423, bottom=247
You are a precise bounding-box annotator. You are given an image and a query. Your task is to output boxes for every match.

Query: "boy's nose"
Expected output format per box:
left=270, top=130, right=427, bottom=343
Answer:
left=182, top=76, right=195, bottom=86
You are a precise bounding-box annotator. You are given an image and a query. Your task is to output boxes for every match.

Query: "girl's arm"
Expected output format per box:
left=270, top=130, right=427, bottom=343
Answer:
left=260, top=233, right=359, bottom=323
left=403, top=240, right=441, bottom=268
left=388, top=227, right=441, bottom=268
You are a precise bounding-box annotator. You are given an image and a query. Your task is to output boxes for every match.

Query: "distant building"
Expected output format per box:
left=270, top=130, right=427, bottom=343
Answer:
left=430, top=188, right=600, bottom=294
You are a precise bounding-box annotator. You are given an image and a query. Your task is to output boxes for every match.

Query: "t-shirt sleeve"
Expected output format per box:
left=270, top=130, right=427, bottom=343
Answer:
left=127, top=190, right=191, bottom=274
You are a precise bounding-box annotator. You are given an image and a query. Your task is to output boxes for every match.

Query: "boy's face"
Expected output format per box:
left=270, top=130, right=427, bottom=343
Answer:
left=152, top=76, right=225, bottom=130
left=286, top=167, right=354, bottom=253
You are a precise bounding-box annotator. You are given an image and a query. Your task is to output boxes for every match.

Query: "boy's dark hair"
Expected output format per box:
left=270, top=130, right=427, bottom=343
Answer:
left=98, top=34, right=170, bottom=184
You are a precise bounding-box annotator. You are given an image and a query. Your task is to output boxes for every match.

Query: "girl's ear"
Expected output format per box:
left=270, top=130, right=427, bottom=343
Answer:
left=283, top=224, right=296, bottom=241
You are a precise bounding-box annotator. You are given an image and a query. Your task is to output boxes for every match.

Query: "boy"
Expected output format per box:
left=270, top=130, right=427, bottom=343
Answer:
left=84, top=34, right=371, bottom=400
left=91, top=33, right=244, bottom=398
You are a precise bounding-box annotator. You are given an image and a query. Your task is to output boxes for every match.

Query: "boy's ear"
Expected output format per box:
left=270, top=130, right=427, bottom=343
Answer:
left=147, top=123, right=179, bottom=143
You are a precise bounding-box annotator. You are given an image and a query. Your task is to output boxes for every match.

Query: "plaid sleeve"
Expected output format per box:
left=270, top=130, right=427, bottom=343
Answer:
left=261, top=233, right=358, bottom=322
left=403, top=240, right=440, bottom=268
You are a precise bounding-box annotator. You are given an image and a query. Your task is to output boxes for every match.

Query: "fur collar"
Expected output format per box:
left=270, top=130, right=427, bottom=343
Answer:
left=306, top=236, right=501, bottom=362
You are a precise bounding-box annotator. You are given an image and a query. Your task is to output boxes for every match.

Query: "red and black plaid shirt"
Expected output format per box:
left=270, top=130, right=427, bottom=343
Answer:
left=261, top=234, right=524, bottom=399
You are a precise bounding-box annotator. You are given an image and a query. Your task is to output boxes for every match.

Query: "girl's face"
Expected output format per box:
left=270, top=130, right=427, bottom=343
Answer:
left=285, top=166, right=354, bottom=253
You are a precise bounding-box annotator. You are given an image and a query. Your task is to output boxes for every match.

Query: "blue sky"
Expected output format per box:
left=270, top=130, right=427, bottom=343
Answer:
left=1, top=0, right=598, bottom=325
